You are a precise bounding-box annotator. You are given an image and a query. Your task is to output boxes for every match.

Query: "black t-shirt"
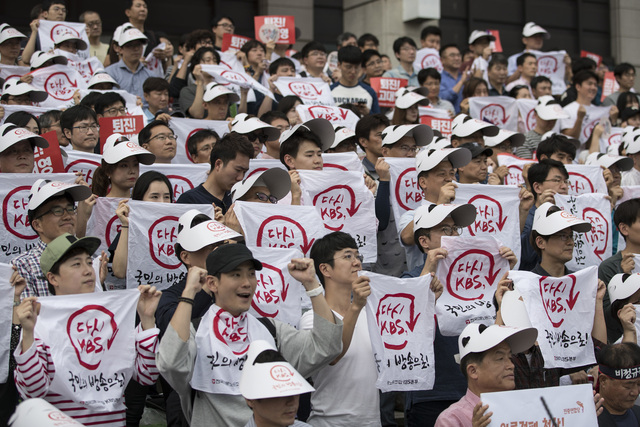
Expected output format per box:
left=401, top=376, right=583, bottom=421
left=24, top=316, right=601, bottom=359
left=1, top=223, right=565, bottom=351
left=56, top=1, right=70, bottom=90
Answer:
left=176, top=184, right=232, bottom=213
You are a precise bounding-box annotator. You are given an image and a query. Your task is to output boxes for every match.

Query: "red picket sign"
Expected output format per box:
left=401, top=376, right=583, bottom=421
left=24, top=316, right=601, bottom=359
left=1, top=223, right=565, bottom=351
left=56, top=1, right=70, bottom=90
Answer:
left=98, top=115, right=144, bottom=151
left=487, top=29, right=502, bottom=53
left=221, top=33, right=252, bottom=52
left=369, top=77, right=408, bottom=108
left=420, top=116, right=452, bottom=137
left=33, top=131, right=65, bottom=173
left=254, top=16, right=295, bottom=45
left=580, top=50, right=602, bottom=67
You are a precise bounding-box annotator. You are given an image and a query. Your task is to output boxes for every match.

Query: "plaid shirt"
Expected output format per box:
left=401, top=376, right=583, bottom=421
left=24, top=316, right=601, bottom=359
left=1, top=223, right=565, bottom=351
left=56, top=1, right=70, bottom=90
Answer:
left=12, top=239, right=49, bottom=299
left=513, top=345, right=561, bottom=389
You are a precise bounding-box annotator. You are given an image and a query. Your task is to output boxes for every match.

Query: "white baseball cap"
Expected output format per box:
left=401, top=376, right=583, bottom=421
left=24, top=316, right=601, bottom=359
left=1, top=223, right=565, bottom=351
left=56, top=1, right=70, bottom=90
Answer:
left=522, top=22, right=550, bottom=39
left=112, top=23, right=134, bottom=46
left=426, top=135, right=452, bottom=150
left=468, top=30, right=495, bottom=45
left=0, top=123, right=48, bottom=153
left=329, top=125, right=357, bottom=150
left=395, top=87, right=429, bottom=109
left=102, top=134, right=155, bottom=165
left=1, top=79, right=48, bottom=103
left=88, top=71, right=119, bottom=89
left=240, top=340, right=315, bottom=400
left=27, top=179, right=92, bottom=219
left=608, top=273, right=640, bottom=304
left=203, top=82, right=240, bottom=104
left=501, top=289, right=533, bottom=329
left=534, top=96, right=569, bottom=121
left=52, top=31, right=88, bottom=50
left=280, top=118, right=335, bottom=152
left=456, top=323, right=538, bottom=363
left=585, top=152, right=633, bottom=172
left=230, top=113, right=280, bottom=141
left=607, top=143, right=622, bottom=156
left=413, top=203, right=476, bottom=232
left=622, top=126, right=640, bottom=154
left=231, top=167, right=291, bottom=203
left=176, top=209, right=242, bottom=252
left=483, top=129, right=525, bottom=148
left=451, top=114, right=499, bottom=138
left=381, top=124, right=434, bottom=147
left=29, top=50, right=68, bottom=69
left=415, top=147, right=472, bottom=173
left=0, top=24, right=26, bottom=44
left=118, top=27, right=147, bottom=47
left=532, top=202, right=592, bottom=236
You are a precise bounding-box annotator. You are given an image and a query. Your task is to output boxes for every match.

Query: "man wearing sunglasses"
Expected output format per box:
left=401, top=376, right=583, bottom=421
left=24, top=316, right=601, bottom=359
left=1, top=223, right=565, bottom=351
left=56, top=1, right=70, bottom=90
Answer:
left=230, top=113, right=280, bottom=159
left=139, top=119, right=177, bottom=164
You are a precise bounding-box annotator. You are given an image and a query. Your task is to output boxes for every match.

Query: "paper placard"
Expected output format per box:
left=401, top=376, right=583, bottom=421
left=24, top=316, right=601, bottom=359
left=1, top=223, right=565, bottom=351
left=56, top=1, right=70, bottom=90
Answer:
left=512, top=267, right=597, bottom=369
left=617, top=185, right=640, bottom=207
left=364, top=270, right=435, bottom=392
left=37, top=20, right=90, bottom=59
left=516, top=98, right=538, bottom=132
left=273, top=77, right=335, bottom=106
left=533, top=50, right=567, bottom=95
left=295, top=104, right=359, bottom=129
left=487, top=29, right=502, bottom=53
left=419, top=106, right=450, bottom=120
left=435, top=236, right=507, bottom=336
left=581, top=50, right=602, bottom=67
left=322, top=152, right=365, bottom=173
left=221, top=33, right=252, bottom=52
left=0, top=263, right=14, bottom=383
left=139, top=163, right=209, bottom=201
left=561, top=104, right=611, bottom=144
left=369, top=77, right=408, bottom=108
left=413, top=48, right=443, bottom=72
left=387, top=157, right=422, bottom=233
left=30, top=64, right=88, bottom=108
left=64, top=150, right=102, bottom=186
left=254, top=15, right=296, bottom=45
left=201, top=64, right=274, bottom=101
left=469, top=96, right=518, bottom=131
left=601, top=71, right=619, bottom=102
left=169, top=117, right=230, bottom=164
left=33, top=131, right=65, bottom=173
left=67, top=56, right=103, bottom=85
left=98, top=116, right=144, bottom=150
left=496, top=153, right=536, bottom=187
left=420, top=116, right=452, bottom=137
left=564, top=164, right=608, bottom=195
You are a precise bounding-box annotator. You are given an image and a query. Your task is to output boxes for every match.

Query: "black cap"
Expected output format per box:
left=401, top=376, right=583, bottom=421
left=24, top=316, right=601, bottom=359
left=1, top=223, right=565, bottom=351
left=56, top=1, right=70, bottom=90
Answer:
left=206, top=243, right=262, bottom=276
left=459, top=142, right=493, bottom=158
left=621, top=107, right=640, bottom=123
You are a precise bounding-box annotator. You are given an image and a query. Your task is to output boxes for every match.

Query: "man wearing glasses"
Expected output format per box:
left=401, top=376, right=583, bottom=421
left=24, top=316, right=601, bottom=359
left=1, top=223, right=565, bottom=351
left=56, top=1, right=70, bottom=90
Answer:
left=211, top=16, right=235, bottom=51
left=139, top=119, right=177, bottom=164
left=383, top=37, right=419, bottom=87
left=60, top=105, right=100, bottom=153
left=80, top=10, right=109, bottom=64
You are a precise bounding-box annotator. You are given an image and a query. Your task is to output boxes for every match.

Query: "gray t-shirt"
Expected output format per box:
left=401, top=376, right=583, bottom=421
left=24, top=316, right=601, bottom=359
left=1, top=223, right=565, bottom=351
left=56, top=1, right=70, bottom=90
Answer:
left=515, top=129, right=543, bottom=159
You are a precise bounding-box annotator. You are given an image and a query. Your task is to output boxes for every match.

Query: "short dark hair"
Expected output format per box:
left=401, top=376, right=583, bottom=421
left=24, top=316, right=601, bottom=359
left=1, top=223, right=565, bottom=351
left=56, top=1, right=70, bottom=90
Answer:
left=79, top=10, right=99, bottom=22
left=78, top=92, right=102, bottom=110
left=240, top=39, right=266, bottom=56
left=268, top=57, right=295, bottom=75
left=309, top=231, right=358, bottom=285
left=94, top=92, right=126, bottom=116
left=131, top=171, right=174, bottom=202
left=210, top=132, right=253, bottom=169
left=337, top=45, right=362, bottom=65
left=355, top=114, right=389, bottom=150
left=614, top=199, right=640, bottom=240
left=30, top=4, right=43, bottom=20
left=39, top=110, right=62, bottom=130
left=488, top=53, right=508, bottom=70
left=573, top=69, right=599, bottom=87
left=188, top=47, right=220, bottom=78
left=279, top=129, right=323, bottom=169
left=527, top=159, right=568, bottom=201
left=530, top=75, right=552, bottom=91
left=516, top=52, right=536, bottom=67
left=260, top=110, right=288, bottom=125
left=143, top=77, right=170, bottom=95
left=421, top=26, right=441, bottom=41
left=393, top=37, right=417, bottom=54
left=462, top=77, right=488, bottom=99
left=5, top=111, right=40, bottom=134
left=185, top=29, right=215, bottom=51
left=439, top=43, right=459, bottom=57
left=361, top=49, right=381, bottom=68
left=211, top=16, right=234, bottom=27
left=277, top=95, right=303, bottom=114
left=536, top=134, right=577, bottom=162
left=357, top=33, right=379, bottom=48
left=43, top=0, right=67, bottom=10
left=47, top=246, right=89, bottom=295
left=301, top=41, right=327, bottom=59
left=597, top=342, right=640, bottom=370
left=138, top=120, right=172, bottom=147
left=571, top=57, right=597, bottom=75
left=508, top=85, right=529, bottom=99
left=418, top=67, right=441, bottom=86
left=614, top=63, right=636, bottom=79
left=187, top=129, right=220, bottom=157
left=60, top=105, right=97, bottom=136
left=460, top=349, right=486, bottom=380
left=337, top=32, right=357, bottom=47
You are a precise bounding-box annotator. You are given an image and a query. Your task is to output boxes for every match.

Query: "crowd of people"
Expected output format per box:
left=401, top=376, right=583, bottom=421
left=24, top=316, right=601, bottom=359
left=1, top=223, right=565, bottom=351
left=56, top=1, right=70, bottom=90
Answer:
left=1, top=0, right=640, bottom=426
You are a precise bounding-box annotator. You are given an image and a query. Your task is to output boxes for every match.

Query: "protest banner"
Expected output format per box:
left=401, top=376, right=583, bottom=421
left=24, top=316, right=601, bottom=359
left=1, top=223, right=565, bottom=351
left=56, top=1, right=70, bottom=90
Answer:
left=299, top=170, right=377, bottom=262
left=64, top=150, right=102, bottom=186
left=322, top=152, right=365, bottom=173
left=67, top=56, right=103, bottom=85
left=481, top=384, right=598, bottom=426
left=569, top=104, right=611, bottom=144
left=144, top=43, right=166, bottom=78
left=221, top=33, right=252, bottom=52
left=233, top=201, right=327, bottom=256
left=273, top=77, right=335, bottom=106
left=0, top=105, right=53, bottom=125
left=564, top=164, right=608, bottom=195
left=554, top=193, right=612, bottom=270
left=364, top=271, right=435, bottom=392
left=30, top=64, right=87, bottom=108
left=600, top=126, right=623, bottom=153
left=201, top=65, right=275, bottom=100
left=419, top=106, right=450, bottom=119
left=254, top=16, right=296, bottom=45
left=496, top=153, right=536, bottom=186
left=601, top=71, right=619, bottom=102
left=487, top=29, right=502, bottom=52
left=33, top=131, right=65, bottom=173
left=0, top=263, right=14, bottom=382
left=454, top=184, right=521, bottom=269
left=435, top=236, right=508, bottom=336
left=469, top=96, right=518, bottom=131
left=581, top=50, right=602, bottom=66
left=248, top=246, right=303, bottom=327
left=0, top=173, right=76, bottom=262
left=420, top=116, right=453, bottom=138
left=169, top=117, right=230, bottom=164
left=295, top=104, right=359, bottom=129
left=369, top=77, right=408, bottom=108
left=38, top=20, right=90, bottom=59
left=413, top=48, right=443, bottom=72
left=533, top=50, right=567, bottom=95
left=516, top=98, right=538, bottom=132
left=512, top=267, right=597, bottom=368
left=126, top=201, right=215, bottom=289
left=33, top=289, right=140, bottom=411
left=0, top=64, right=30, bottom=82
left=139, top=163, right=209, bottom=201
left=98, top=116, right=144, bottom=149
left=387, top=157, right=422, bottom=233
left=247, top=159, right=287, bottom=180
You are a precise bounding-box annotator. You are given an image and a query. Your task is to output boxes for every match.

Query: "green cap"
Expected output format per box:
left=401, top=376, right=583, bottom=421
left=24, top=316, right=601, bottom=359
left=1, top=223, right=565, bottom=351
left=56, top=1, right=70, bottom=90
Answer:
left=40, top=233, right=101, bottom=275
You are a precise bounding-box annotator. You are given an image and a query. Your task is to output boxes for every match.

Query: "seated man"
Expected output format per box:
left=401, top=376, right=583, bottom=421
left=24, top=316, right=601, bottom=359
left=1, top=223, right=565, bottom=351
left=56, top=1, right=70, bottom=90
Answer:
left=230, top=113, right=279, bottom=159
left=0, top=123, right=49, bottom=173
left=60, top=105, right=100, bottom=153
left=535, top=133, right=578, bottom=164
left=143, top=77, right=170, bottom=122
left=597, top=342, right=640, bottom=426
left=187, top=129, right=219, bottom=164
left=456, top=142, right=496, bottom=184
left=330, top=46, right=380, bottom=115
left=450, top=114, right=499, bottom=147
left=95, top=92, right=128, bottom=118
left=515, top=96, right=569, bottom=159
left=139, top=119, right=177, bottom=164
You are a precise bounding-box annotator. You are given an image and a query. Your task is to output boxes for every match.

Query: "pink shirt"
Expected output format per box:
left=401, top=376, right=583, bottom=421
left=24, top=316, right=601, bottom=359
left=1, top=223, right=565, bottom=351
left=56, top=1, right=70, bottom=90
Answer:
left=434, top=388, right=480, bottom=427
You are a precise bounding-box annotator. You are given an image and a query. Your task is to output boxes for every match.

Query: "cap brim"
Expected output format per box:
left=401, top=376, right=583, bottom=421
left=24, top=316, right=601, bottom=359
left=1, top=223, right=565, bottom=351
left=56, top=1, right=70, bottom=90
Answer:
left=303, top=119, right=335, bottom=152
left=408, top=124, right=434, bottom=147
left=42, top=236, right=101, bottom=274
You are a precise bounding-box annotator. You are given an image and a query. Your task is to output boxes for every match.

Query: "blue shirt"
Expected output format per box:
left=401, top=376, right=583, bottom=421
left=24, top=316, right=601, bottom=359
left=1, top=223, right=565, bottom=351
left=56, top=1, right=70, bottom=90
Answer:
left=383, top=65, right=419, bottom=87
left=440, top=70, right=463, bottom=113
left=106, top=59, right=157, bottom=103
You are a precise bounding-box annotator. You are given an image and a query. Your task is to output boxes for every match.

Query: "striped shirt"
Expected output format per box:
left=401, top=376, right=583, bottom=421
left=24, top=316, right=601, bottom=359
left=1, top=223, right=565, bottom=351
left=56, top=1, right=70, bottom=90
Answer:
left=12, top=239, right=49, bottom=300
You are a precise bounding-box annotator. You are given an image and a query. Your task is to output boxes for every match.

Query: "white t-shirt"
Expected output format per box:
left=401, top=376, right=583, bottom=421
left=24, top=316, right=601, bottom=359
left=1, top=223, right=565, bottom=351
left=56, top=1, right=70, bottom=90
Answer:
left=300, top=309, right=381, bottom=427
left=559, top=101, right=580, bottom=133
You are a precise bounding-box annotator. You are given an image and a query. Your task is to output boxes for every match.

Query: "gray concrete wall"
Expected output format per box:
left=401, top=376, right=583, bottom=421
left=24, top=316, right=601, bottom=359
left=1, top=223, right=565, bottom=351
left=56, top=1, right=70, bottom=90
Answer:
left=610, top=0, right=640, bottom=91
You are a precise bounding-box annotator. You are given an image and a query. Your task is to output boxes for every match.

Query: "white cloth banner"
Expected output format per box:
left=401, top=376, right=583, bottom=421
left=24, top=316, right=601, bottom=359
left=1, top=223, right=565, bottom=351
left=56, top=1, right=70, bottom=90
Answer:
left=0, top=65, right=30, bottom=81
left=30, top=64, right=88, bottom=109
left=0, top=104, right=56, bottom=125
left=515, top=98, right=538, bottom=132
left=572, top=104, right=611, bottom=144
left=533, top=50, right=567, bottom=95
left=364, top=271, right=436, bottom=392
left=564, top=164, right=608, bottom=195
left=218, top=51, right=246, bottom=73
left=273, top=76, right=335, bottom=106
left=0, top=173, right=76, bottom=263
left=387, top=157, right=423, bottom=233
left=435, top=236, right=507, bottom=336
left=481, top=384, right=598, bottom=426
left=144, top=42, right=165, bottom=78
left=454, top=184, right=521, bottom=269
left=169, top=117, right=230, bottom=164
left=634, top=305, right=640, bottom=343
left=233, top=200, right=327, bottom=256
left=496, top=153, right=536, bottom=187
left=322, top=152, right=365, bottom=174
left=247, top=159, right=287, bottom=181
left=296, top=104, right=358, bottom=129
left=469, top=96, right=518, bottom=131
left=248, top=246, right=303, bottom=327
left=512, top=267, right=597, bottom=369
left=139, top=163, right=209, bottom=201
left=200, top=65, right=275, bottom=100
left=419, top=106, right=450, bottom=119
left=413, top=48, right=443, bottom=72
left=38, top=20, right=90, bottom=59
left=126, top=201, right=215, bottom=290
left=67, top=57, right=103, bottom=85
left=299, top=170, right=377, bottom=262
left=78, top=89, right=138, bottom=111
left=0, top=263, right=14, bottom=383
left=33, top=289, right=140, bottom=412
left=554, top=193, right=612, bottom=270
left=617, top=186, right=640, bottom=207
left=600, top=126, right=623, bottom=153
left=64, top=150, right=102, bottom=187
